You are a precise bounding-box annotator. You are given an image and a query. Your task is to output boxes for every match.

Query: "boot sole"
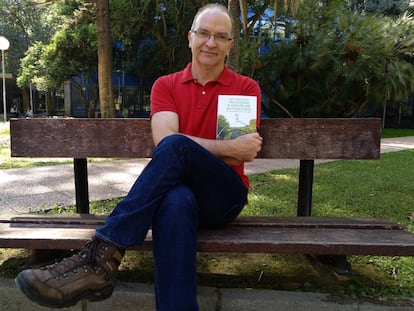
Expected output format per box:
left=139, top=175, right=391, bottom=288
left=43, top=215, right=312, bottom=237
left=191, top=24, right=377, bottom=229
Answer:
left=15, top=273, right=115, bottom=308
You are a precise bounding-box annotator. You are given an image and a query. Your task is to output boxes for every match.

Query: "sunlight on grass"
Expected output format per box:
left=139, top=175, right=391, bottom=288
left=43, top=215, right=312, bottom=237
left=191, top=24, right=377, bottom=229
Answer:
left=0, top=121, right=9, bottom=135
left=242, top=150, right=414, bottom=298
left=244, top=170, right=300, bottom=216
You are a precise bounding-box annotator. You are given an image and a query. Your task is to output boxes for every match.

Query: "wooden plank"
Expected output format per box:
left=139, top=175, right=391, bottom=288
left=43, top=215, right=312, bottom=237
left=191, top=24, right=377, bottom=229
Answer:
left=197, top=227, right=414, bottom=256
left=0, top=214, right=107, bottom=225
left=0, top=224, right=151, bottom=251
left=0, top=214, right=403, bottom=230
left=259, top=118, right=381, bottom=159
left=1, top=223, right=414, bottom=256
left=231, top=216, right=403, bottom=230
left=10, top=118, right=381, bottom=160
left=10, top=118, right=154, bottom=158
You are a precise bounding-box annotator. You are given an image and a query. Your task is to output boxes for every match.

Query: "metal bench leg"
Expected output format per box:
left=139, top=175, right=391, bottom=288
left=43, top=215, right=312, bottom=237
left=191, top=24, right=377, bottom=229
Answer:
left=313, top=255, right=359, bottom=276
left=74, top=158, right=89, bottom=214
left=297, top=160, right=357, bottom=276
left=297, top=159, right=314, bottom=216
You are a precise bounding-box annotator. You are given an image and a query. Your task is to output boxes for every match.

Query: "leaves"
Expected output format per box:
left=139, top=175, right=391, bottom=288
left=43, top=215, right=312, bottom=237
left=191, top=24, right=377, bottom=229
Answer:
left=253, top=0, right=414, bottom=117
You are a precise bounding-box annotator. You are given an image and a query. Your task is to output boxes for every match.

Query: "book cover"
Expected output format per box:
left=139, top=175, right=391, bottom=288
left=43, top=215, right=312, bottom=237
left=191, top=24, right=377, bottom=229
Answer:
left=216, top=95, right=257, bottom=139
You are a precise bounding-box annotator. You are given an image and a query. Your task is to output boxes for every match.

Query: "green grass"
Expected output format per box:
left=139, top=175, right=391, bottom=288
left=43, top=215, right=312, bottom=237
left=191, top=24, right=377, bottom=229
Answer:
left=381, top=128, right=414, bottom=138
left=1, top=122, right=414, bottom=301
left=244, top=151, right=414, bottom=298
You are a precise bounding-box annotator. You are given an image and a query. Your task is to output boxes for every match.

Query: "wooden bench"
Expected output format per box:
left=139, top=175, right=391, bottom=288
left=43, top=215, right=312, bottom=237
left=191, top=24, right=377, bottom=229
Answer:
left=3, top=117, right=414, bottom=273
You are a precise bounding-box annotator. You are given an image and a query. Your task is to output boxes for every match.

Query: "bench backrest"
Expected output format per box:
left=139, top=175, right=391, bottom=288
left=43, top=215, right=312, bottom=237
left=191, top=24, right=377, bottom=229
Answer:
left=10, top=118, right=381, bottom=160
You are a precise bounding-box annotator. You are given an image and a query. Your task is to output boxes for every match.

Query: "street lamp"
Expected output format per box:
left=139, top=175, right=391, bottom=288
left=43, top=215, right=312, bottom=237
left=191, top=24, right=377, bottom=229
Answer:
left=0, top=36, right=10, bottom=122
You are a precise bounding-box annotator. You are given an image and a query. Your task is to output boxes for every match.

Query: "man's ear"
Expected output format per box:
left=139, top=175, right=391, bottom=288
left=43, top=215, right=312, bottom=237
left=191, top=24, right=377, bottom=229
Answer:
left=187, top=31, right=192, bottom=48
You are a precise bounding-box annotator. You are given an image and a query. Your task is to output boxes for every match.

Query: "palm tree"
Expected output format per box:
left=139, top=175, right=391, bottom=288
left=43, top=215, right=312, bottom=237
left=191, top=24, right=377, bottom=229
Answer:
left=227, top=0, right=300, bottom=73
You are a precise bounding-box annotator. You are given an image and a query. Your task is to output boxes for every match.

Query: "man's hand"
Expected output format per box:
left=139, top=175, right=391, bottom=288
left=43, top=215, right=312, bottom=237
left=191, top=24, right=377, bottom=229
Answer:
left=227, top=132, right=263, bottom=163
left=151, top=111, right=263, bottom=165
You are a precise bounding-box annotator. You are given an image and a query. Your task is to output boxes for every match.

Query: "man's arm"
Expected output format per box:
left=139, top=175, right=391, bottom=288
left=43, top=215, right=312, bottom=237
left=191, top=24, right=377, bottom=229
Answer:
left=151, top=111, right=262, bottom=165
left=151, top=111, right=180, bottom=146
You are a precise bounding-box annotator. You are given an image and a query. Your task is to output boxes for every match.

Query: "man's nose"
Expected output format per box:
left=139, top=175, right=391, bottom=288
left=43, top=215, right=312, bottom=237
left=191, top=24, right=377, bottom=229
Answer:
left=205, top=35, right=217, bottom=46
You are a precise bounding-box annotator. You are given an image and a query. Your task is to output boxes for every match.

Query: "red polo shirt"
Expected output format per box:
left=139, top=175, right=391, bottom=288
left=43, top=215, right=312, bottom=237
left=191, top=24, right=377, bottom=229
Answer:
left=150, top=63, right=261, bottom=188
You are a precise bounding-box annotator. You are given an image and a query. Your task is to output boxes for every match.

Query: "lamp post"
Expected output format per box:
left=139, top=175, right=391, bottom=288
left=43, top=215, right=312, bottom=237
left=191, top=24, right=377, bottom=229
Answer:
left=0, top=36, right=10, bottom=122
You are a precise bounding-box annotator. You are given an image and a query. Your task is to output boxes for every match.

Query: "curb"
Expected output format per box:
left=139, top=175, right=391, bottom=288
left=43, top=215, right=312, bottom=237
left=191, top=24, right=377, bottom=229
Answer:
left=1, top=278, right=413, bottom=311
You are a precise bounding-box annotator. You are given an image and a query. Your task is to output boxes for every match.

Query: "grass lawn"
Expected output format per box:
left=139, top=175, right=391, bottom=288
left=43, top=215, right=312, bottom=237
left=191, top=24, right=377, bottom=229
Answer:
left=0, top=122, right=413, bottom=301
left=381, top=128, right=414, bottom=138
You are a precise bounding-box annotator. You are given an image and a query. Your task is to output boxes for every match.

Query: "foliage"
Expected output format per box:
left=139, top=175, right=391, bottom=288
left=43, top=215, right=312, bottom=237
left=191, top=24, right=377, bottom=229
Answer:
left=253, top=0, right=414, bottom=117
left=8, top=0, right=414, bottom=119
left=18, top=1, right=100, bottom=115
left=0, top=0, right=55, bottom=84
left=364, top=0, right=413, bottom=14
left=109, top=0, right=204, bottom=78
left=110, top=0, right=281, bottom=78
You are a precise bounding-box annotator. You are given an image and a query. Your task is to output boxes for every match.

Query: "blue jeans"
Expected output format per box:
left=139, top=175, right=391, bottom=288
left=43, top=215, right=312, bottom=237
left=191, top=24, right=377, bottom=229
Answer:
left=96, top=134, right=248, bottom=311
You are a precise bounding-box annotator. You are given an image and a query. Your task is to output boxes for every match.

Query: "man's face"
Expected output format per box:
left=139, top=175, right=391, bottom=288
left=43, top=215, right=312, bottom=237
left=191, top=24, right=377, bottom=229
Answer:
left=188, top=9, right=234, bottom=68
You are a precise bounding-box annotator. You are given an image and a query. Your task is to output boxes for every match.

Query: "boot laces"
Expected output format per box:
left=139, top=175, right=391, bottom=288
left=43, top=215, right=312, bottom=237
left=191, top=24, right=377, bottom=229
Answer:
left=46, top=238, right=103, bottom=280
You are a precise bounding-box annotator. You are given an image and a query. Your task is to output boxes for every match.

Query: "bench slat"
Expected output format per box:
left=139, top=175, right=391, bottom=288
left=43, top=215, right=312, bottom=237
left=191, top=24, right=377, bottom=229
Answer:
left=1, top=223, right=414, bottom=256
left=259, top=118, right=381, bottom=159
left=10, top=118, right=381, bottom=159
left=10, top=118, right=154, bottom=158
left=197, top=227, right=414, bottom=256
left=1, top=215, right=413, bottom=256
left=0, top=214, right=106, bottom=225
left=231, top=216, right=403, bottom=230
left=0, top=214, right=402, bottom=230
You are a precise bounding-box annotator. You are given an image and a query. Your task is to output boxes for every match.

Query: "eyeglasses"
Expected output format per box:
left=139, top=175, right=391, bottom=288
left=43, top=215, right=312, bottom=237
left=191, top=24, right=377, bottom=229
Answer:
left=191, top=30, right=233, bottom=43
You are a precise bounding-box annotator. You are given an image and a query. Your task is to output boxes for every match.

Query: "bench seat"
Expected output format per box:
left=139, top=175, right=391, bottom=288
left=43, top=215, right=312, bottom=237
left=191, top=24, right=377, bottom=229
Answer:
left=7, top=117, right=414, bottom=263
left=1, top=214, right=414, bottom=256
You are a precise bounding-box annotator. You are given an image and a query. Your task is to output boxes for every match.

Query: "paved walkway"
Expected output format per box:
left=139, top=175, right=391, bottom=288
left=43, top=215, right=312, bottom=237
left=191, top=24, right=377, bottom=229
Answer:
left=0, top=136, right=413, bottom=214
left=1, top=278, right=413, bottom=311
left=0, top=136, right=414, bottom=310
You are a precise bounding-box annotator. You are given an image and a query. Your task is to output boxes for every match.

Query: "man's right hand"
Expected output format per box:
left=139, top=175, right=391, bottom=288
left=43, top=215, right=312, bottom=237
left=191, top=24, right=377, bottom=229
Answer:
left=227, top=132, right=263, bottom=163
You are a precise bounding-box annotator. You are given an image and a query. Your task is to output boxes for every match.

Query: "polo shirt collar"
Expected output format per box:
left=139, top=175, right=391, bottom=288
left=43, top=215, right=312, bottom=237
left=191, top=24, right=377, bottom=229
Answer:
left=181, top=63, right=233, bottom=86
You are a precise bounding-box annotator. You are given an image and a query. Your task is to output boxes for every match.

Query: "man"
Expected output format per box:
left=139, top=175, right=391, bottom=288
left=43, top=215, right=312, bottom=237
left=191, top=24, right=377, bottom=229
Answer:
left=15, top=4, right=262, bottom=310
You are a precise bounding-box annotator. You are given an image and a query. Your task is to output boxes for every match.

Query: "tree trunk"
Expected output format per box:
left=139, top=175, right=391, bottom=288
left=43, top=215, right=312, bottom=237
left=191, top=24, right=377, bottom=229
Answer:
left=96, top=0, right=114, bottom=118
left=21, top=87, right=29, bottom=116
left=227, top=0, right=241, bottom=72
left=46, top=89, right=54, bottom=116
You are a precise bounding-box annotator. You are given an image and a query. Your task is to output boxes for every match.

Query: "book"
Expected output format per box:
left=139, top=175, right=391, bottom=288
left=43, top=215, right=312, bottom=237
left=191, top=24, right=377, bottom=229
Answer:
left=216, top=95, right=257, bottom=139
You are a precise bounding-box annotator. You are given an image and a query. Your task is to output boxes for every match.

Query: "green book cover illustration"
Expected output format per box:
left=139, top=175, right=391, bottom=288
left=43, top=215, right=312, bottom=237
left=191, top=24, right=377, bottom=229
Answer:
left=216, top=95, right=257, bottom=139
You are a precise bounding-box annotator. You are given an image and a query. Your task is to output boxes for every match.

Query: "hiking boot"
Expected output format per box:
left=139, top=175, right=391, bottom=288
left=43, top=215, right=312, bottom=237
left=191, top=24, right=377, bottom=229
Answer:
left=15, top=237, right=124, bottom=308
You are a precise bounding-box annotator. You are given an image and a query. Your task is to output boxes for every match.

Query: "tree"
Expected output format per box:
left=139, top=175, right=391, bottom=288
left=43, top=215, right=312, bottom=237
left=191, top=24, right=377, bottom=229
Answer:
left=18, top=1, right=101, bottom=117
left=227, top=0, right=301, bottom=74
left=0, top=0, right=54, bottom=74
left=110, top=0, right=198, bottom=78
left=96, top=0, right=114, bottom=118
left=16, top=0, right=115, bottom=118
left=0, top=0, right=55, bottom=113
left=227, top=0, right=241, bottom=72
left=364, top=0, right=412, bottom=14
left=253, top=0, right=414, bottom=118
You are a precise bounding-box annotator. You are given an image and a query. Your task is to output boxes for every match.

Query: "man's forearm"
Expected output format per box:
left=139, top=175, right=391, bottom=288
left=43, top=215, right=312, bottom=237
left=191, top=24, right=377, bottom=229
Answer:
left=184, top=132, right=262, bottom=163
